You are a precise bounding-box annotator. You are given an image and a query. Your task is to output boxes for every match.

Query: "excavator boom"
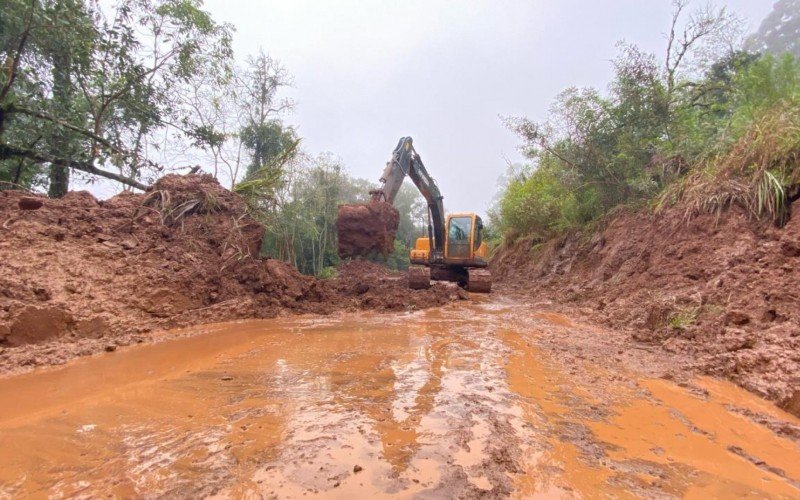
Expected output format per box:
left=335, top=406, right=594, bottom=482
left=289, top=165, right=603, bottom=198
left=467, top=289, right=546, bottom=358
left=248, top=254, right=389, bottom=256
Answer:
left=371, top=137, right=445, bottom=262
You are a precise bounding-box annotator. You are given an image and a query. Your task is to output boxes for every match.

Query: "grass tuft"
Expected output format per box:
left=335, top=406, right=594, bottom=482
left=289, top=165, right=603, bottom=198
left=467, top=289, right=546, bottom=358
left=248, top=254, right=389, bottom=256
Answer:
left=668, top=306, right=700, bottom=330
left=659, top=105, right=800, bottom=225
left=139, top=187, right=221, bottom=226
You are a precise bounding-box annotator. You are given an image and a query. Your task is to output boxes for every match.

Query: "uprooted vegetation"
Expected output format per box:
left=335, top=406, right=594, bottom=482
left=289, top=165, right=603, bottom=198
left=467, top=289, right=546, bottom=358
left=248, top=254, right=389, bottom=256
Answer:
left=0, top=174, right=464, bottom=374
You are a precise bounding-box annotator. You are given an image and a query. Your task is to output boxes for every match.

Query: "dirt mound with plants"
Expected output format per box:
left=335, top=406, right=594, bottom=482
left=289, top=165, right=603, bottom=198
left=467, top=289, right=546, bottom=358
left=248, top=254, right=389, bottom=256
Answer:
left=493, top=205, right=800, bottom=416
left=0, top=174, right=460, bottom=374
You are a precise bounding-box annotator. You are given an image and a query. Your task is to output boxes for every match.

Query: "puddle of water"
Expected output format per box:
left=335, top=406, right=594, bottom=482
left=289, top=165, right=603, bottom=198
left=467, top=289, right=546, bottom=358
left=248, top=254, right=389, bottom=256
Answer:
left=0, top=302, right=798, bottom=498
left=501, top=328, right=618, bottom=498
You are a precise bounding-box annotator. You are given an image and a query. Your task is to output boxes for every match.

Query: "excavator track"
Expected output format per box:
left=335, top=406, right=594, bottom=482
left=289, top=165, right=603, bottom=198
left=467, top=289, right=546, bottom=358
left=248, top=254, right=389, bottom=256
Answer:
left=408, top=266, right=431, bottom=290
left=467, top=268, right=492, bottom=293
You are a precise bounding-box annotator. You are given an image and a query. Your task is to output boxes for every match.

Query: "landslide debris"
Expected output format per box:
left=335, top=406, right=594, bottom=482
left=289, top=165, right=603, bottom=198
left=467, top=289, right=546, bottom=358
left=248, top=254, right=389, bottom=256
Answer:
left=0, top=174, right=460, bottom=374
left=329, top=260, right=468, bottom=311
left=492, top=205, right=800, bottom=416
left=337, top=202, right=399, bottom=258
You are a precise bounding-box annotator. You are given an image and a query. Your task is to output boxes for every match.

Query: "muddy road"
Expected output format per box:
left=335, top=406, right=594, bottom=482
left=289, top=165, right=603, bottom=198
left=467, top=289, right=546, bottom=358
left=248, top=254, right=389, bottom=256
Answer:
left=1, top=298, right=799, bottom=498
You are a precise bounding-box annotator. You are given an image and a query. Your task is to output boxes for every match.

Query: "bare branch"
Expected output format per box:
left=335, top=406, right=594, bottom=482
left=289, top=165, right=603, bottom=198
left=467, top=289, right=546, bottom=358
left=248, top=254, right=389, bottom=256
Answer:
left=5, top=104, right=126, bottom=155
left=665, top=0, right=688, bottom=88
left=0, top=143, right=149, bottom=190
left=664, top=0, right=740, bottom=95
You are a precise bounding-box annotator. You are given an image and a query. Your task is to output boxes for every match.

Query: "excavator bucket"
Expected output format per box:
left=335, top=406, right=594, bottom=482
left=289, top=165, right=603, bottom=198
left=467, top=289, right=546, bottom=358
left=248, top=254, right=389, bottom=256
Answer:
left=337, top=202, right=399, bottom=258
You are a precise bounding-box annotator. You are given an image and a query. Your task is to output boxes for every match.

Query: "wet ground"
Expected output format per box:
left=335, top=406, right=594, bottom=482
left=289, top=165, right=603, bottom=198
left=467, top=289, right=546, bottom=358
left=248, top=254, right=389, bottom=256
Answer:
left=1, top=297, right=799, bottom=498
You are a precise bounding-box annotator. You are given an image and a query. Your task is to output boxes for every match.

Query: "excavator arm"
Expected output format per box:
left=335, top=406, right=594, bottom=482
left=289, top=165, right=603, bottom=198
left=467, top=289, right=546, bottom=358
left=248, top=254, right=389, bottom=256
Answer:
left=371, top=137, right=446, bottom=262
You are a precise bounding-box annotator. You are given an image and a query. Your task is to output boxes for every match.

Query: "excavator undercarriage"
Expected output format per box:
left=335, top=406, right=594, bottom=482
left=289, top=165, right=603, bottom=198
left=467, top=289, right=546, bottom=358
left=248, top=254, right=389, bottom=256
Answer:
left=409, top=266, right=491, bottom=293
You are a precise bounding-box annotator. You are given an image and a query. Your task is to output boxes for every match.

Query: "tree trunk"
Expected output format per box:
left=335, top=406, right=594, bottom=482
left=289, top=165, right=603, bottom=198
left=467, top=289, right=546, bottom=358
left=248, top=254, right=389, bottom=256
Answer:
left=48, top=161, right=69, bottom=198
left=48, top=45, right=72, bottom=198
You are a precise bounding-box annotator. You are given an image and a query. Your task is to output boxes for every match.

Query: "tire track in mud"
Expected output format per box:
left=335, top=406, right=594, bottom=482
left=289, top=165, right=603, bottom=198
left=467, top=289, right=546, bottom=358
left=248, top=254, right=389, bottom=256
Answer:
left=239, top=308, right=532, bottom=498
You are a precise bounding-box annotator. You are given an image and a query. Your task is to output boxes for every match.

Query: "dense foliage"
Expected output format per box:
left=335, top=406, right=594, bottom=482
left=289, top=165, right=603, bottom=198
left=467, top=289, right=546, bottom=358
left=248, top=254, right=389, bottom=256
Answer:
left=493, top=2, right=800, bottom=242
left=0, top=0, right=237, bottom=193
left=0, top=0, right=301, bottom=194
left=237, top=154, right=422, bottom=276
left=238, top=152, right=424, bottom=276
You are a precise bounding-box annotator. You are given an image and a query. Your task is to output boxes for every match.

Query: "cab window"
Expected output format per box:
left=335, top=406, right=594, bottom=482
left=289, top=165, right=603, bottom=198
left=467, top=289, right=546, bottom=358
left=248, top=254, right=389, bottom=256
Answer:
left=448, top=216, right=472, bottom=243
left=473, top=216, right=483, bottom=250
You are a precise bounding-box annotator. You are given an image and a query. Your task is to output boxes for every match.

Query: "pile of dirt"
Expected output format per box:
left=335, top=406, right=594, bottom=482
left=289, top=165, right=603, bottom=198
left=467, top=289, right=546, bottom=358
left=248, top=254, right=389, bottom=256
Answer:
left=493, top=205, right=800, bottom=416
left=0, top=174, right=460, bottom=374
left=328, top=260, right=468, bottom=311
left=337, top=202, right=399, bottom=258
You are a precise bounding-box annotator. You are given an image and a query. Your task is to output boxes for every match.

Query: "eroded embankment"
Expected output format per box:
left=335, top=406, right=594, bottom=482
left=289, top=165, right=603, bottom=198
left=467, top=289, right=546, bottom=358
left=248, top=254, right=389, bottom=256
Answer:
left=492, top=205, right=800, bottom=416
left=0, top=175, right=464, bottom=374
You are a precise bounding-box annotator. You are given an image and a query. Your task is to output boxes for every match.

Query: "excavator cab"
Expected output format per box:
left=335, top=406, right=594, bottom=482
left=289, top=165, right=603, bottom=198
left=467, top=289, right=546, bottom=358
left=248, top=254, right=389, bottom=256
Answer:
left=409, top=212, right=490, bottom=292
left=444, top=213, right=487, bottom=261
left=410, top=213, right=487, bottom=264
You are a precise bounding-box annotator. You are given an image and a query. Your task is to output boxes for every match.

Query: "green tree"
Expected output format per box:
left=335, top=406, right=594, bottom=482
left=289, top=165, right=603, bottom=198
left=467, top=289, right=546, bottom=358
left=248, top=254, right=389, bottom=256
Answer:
left=496, top=0, right=751, bottom=240
left=393, top=181, right=424, bottom=247
left=1, top=0, right=95, bottom=192
left=237, top=51, right=294, bottom=174
left=241, top=120, right=298, bottom=178
left=255, top=153, right=348, bottom=275
left=1, top=0, right=233, bottom=194
left=230, top=51, right=296, bottom=204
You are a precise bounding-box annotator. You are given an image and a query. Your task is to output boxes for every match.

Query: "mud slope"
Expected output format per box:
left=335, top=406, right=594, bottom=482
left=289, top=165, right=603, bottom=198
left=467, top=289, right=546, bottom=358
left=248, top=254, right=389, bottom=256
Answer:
left=0, top=174, right=463, bottom=373
left=492, top=206, right=800, bottom=415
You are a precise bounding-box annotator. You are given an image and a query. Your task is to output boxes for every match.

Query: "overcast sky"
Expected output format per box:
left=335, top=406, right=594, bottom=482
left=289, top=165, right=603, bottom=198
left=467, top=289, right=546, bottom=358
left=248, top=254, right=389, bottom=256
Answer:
left=198, top=0, right=773, bottom=216
left=77, top=1, right=750, bottom=216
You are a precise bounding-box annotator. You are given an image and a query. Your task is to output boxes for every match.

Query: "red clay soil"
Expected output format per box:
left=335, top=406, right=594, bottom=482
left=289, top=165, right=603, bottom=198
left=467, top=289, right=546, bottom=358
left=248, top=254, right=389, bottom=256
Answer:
left=0, top=174, right=461, bottom=375
left=330, top=260, right=467, bottom=311
left=492, top=205, right=800, bottom=416
left=337, top=202, right=399, bottom=258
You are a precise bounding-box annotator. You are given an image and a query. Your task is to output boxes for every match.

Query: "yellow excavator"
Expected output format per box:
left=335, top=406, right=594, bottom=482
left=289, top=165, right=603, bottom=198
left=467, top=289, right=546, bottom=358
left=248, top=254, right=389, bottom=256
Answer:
left=364, top=137, right=491, bottom=292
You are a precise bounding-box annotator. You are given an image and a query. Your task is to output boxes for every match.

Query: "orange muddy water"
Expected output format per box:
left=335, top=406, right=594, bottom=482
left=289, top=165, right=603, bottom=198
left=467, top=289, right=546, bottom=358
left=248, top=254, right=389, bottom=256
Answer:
left=1, top=299, right=799, bottom=498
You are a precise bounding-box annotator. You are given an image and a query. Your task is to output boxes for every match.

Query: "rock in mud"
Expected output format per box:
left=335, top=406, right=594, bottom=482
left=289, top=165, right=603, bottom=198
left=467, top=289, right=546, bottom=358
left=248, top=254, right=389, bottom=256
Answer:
left=337, top=202, right=399, bottom=258
left=782, top=390, right=800, bottom=418
left=7, top=306, right=74, bottom=346
left=75, top=317, right=109, bottom=339
left=724, top=310, right=751, bottom=326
